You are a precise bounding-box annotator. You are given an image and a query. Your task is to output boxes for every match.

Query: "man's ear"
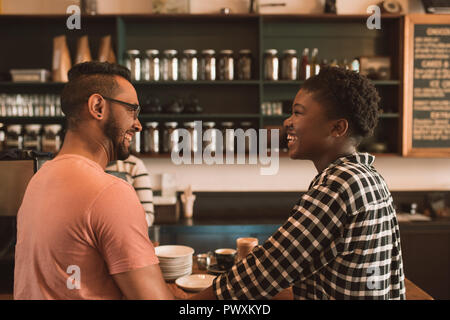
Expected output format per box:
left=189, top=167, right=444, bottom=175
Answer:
left=87, top=94, right=105, bottom=120
left=331, top=118, right=349, bottom=138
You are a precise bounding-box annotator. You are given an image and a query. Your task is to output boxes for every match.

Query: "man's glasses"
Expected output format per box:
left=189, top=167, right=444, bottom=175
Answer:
left=103, top=96, right=141, bottom=119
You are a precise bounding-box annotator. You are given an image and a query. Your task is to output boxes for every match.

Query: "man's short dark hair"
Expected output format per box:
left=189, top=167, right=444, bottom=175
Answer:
left=60, top=61, right=131, bottom=129
left=302, top=66, right=380, bottom=142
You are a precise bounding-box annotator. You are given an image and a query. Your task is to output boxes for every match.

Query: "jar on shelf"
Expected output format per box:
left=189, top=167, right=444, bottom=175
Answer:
left=218, top=50, right=234, bottom=81
left=124, top=49, right=141, bottom=81
left=221, top=121, right=235, bottom=153
left=182, top=121, right=199, bottom=153
left=142, top=49, right=160, bottom=81
left=281, top=49, right=298, bottom=80
left=143, top=122, right=160, bottom=154
left=180, top=49, right=198, bottom=81
left=41, top=124, right=62, bottom=153
left=200, top=49, right=216, bottom=81
left=163, top=122, right=179, bottom=153
left=0, top=123, right=5, bottom=152
left=130, top=131, right=141, bottom=154
left=161, top=49, right=178, bottom=81
left=5, top=124, right=23, bottom=150
left=237, top=49, right=252, bottom=80
left=264, top=49, right=279, bottom=81
left=23, top=124, right=42, bottom=151
left=202, top=121, right=217, bottom=154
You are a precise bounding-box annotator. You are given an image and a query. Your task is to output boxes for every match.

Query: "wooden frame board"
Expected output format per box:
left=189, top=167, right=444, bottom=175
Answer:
left=403, top=14, right=450, bottom=157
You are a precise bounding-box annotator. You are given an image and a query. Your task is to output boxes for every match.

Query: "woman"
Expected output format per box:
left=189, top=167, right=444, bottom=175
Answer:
left=193, top=66, right=405, bottom=300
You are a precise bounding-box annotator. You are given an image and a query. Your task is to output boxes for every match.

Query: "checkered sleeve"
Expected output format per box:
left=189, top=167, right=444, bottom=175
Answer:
left=213, top=183, right=347, bottom=300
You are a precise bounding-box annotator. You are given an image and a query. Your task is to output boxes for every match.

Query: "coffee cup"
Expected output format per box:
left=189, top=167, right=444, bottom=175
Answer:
left=236, top=237, right=258, bottom=260
left=214, top=248, right=237, bottom=270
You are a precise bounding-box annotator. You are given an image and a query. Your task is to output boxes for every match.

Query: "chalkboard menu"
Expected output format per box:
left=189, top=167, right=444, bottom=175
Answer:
left=403, top=15, right=450, bottom=157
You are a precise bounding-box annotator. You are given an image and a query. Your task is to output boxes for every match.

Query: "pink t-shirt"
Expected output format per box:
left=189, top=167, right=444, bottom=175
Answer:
left=14, top=154, right=159, bottom=300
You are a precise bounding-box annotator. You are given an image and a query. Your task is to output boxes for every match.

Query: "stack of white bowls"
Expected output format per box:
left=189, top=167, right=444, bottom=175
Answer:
left=155, top=245, right=195, bottom=281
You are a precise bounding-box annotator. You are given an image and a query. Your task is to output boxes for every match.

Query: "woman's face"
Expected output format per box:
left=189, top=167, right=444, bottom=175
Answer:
left=283, top=89, right=336, bottom=160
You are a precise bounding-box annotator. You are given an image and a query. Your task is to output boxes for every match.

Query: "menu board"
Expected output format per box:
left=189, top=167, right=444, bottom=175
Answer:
left=403, top=15, right=450, bottom=157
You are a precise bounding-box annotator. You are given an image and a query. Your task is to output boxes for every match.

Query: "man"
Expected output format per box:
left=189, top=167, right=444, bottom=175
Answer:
left=106, top=154, right=155, bottom=227
left=14, top=62, right=173, bottom=300
left=193, top=67, right=405, bottom=300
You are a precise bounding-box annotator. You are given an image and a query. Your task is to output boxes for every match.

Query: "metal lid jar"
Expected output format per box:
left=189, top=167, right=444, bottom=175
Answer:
left=124, top=49, right=141, bottom=81
left=180, top=49, right=198, bottom=81
left=42, top=124, right=62, bottom=153
left=202, top=121, right=217, bottom=154
left=281, top=49, right=298, bottom=80
left=237, top=49, right=252, bottom=80
left=163, top=121, right=179, bottom=153
left=5, top=124, right=23, bottom=149
left=23, top=124, right=42, bottom=151
left=143, top=49, right=160, bottom=81
left=143, top=122, right=160, bottom=154
left=161, top=50, right=178, bottom=81
left=264, top=49, right=279, bottom=81
left=200, top=49, right=216, bottom=81
left=218, top=50, right=234, bottom=81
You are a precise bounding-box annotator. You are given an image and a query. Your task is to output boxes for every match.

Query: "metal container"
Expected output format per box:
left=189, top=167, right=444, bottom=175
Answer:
left=142, top=49, right=160, bottom=81
left=0, top=123, right=5, bottom=152
left=143, top=122, right=160, bottom=154
left=124, top=49, right=141, bottom=81
left=180, top=49, right=198, bottom=81
left=163, top=122, right=179, bottom=153
left=240, top=121, right=253, bottom=153
left=281, top=49, right=298, bottom=80
left=264, top=49, right=279, bottom=81
left=23, top=124, right=42, bottom=151
left=130, top=131, right=141, bottom=154
left=218, top=50, right=234, bottom=80
left=161, top=50, right=178, bottom=81
left=200, top=49, right=216, bottom=81
left=237, top=49, right=252, bottom=80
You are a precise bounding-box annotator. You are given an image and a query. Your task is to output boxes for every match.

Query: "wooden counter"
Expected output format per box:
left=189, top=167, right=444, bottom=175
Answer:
left=167, top=262, right=434, bottom=300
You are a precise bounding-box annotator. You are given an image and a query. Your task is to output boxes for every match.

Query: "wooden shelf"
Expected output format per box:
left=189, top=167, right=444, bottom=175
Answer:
left=263, top=80, right=401, bottom=86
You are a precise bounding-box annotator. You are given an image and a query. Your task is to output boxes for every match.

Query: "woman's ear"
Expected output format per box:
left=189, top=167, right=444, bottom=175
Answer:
left=331, top=118, right=349, bottom=138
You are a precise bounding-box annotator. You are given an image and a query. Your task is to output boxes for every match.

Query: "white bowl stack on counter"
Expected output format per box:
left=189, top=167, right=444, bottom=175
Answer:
left=154, top=245, right=195, bottom=281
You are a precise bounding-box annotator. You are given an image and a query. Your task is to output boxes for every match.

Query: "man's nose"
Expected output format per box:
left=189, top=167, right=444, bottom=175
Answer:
left=133, top=118, right=142, bottom=132
left=283, top=115, right=292, bottom=129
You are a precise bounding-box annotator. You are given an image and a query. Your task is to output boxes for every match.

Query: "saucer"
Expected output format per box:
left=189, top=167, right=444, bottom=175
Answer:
left=176, top=274, right=216, bottom=292
left=207, top=264, right=228, bottom=275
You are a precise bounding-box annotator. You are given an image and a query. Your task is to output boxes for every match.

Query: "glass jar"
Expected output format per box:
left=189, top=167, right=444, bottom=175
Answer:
left=200, top=49, right=216, bottom=81
left=281, top=49, right=298, bottom=80
left=218, top=50, right=234, bottom=81
left=161, top=49, right=178, bottom=81
left=183, top=121, right=199, bottom=153
left=143, top=122, right=160, bottom=154
left=264, top=49, right=279, bottom=81
left=163, top=122, right=179, bottom=153
left=5, top=124, right=23, bottom=149
left=202, top=122, right=217, bottom=154
left=221, top=121, right=235, bottom=153
left=23, top=124, right=42, bottom=151
left=124, top=49, right=141, bottom=81
left=142, top=49, right=160, bottom=81
left=237, top=49, right=252, bottom=80
left=180, top=49, right=198, bottom=81
left=130, top=131, right=141, bottom=154
left=0, top=122, right=5, bottom=152
left=42, top=124, right=62, bottom=153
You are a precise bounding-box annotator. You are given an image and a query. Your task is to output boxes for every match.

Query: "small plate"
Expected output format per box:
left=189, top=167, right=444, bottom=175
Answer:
left=207, top=264, right=227, bottom=275
left=175, top=274, right=216, bottom=292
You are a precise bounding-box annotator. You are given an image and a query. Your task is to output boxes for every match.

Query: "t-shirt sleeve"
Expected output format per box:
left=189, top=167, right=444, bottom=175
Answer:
left=89, top=181, right=159, bottom=275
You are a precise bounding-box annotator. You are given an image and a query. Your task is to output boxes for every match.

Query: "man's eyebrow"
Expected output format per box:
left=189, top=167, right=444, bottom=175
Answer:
left=292, top=103, right=306, bottom=109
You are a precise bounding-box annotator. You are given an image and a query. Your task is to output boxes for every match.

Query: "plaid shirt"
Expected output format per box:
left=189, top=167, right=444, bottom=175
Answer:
left=213, top=153, right=406, bottom=300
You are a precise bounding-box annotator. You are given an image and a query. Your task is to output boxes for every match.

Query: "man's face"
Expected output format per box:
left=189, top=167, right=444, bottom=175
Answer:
left=283, top=89, right=335, bottom=160
left=103, top=76, right=142, bottom=161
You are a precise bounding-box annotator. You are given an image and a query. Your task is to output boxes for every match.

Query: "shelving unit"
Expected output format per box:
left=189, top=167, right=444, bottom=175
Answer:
left=0, top=13, right=404, bottom=156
